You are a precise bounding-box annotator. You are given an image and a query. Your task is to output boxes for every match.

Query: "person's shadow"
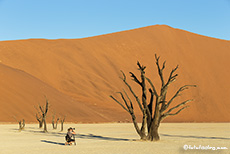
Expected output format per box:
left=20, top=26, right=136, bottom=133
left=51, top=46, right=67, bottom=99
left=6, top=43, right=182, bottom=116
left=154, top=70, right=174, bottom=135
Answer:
left=41, top=140, right=65, bottom=146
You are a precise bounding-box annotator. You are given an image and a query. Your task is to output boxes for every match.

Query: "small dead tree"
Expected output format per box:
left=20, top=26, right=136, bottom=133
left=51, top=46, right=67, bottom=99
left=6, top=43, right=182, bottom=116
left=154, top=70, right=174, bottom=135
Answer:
left=13, top=116, right=25, bottom=131
left=38, top=98, right=49, bottom=132
left=110, top=54, right=196, bottom=141
left=60, top=115, right=66, bottom=132
left=51, top=112, right=59, bottom=129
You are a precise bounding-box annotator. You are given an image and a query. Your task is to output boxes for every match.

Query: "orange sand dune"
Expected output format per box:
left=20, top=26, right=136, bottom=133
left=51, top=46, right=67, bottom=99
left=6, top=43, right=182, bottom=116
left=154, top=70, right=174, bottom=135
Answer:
left=0, top=63, right=121, bottom=122
left=0, top=25, right=229, bottom=122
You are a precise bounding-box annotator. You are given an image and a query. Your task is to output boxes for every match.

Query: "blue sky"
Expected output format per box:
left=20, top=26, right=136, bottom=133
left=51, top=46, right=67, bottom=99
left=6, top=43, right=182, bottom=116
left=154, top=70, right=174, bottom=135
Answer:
left=0, top=0, right=229, bottom=41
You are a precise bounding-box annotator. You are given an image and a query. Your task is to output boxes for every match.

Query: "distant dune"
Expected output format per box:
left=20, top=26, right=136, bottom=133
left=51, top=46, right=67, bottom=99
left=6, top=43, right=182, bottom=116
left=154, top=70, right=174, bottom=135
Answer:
left=0, top=25, right=229, bottom=122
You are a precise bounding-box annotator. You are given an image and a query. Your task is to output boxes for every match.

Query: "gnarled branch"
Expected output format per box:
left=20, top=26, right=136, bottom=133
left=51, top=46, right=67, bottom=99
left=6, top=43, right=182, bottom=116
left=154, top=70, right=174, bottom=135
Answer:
left=123, top=89, right=134, bottom=110
left=137, top=61, right=146, bottom=71
left=164, top=99, right=193, bottom=115
left=165, top=85, right=196, bottom=109
left=145, top=77, right=159, bottom=97
left=130, top=72, right=141, bottom=86
left=120, top=70, right=144, bottom=112
left=110, top=95, right=129, bottom=112
left=155, top=54, right=166, bottom=87
left=163, top=65, right=179, bottom=90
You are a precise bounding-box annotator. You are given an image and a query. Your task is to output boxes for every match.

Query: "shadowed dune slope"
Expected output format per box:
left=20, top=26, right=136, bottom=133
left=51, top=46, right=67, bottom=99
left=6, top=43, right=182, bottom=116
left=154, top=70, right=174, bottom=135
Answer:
left=0, top=25, right=229, bottom=122
left=0, top=63, right=123, bottom=122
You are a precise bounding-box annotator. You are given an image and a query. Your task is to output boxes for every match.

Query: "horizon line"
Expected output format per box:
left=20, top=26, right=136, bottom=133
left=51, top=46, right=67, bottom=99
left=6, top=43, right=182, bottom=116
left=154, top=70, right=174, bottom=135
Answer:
left=0, top=24, right=229, bottom=42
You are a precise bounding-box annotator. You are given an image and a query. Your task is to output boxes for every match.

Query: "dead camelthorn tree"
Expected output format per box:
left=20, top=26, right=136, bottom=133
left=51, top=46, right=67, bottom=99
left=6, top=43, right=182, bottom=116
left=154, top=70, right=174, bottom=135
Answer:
left=110, top=54, right=196, bottom=141
left=51, top=112, right=59, bottom=129
left=60, top=115, right=66, bottom=132
left=38, top=98, right=49, bottom=132
left=13, top=116, right=25, bottom=131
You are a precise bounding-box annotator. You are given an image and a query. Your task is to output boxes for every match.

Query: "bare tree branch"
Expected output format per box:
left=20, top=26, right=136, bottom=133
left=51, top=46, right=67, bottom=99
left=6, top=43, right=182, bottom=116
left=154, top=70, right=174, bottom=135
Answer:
left=166, top=85, right=196, bottom=108
left=164, top=99, right=193, bottom=115
left=120, top=70, right=126, bottom=81
left=145, top=77, right=158, bottom=97
left=137, top=61, right=146, bottom=71
left=148, top=89, right=154, bottom=117
left=155, top=54, right=166, bottom=87
left=123, top=89, right=134, bottom=110
left=35, top=113, right=42, bottom=120
left=163, top=65, right=179, bottom=89
left=117, top=92, right=130, bottom=110
left=120, top=70, right=144, bottom=112
left=45, top=98, right=49, bottom=114
left=110, top=95, right=129, bottom=112
left=129, top=72, right=141, bottom=85
left=168, top=106, right=189, bottom=116
left=161, top=105, right=189, bottom=122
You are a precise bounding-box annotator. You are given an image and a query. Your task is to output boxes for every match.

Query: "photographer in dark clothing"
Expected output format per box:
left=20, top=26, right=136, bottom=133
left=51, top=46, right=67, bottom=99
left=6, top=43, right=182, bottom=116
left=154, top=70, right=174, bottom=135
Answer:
left=65, top=127, right=76, bottom=145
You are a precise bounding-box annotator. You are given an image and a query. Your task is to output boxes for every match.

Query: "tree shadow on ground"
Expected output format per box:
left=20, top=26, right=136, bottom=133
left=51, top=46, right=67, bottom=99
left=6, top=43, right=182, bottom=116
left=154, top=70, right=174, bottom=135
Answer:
left=41, top=140, right=65, bottom=146
left=10, top=125, right=136, bottom=142
left=161, top=134, right=230, bottom=140
left=10, top=127, right=66, bottom=137
left=76, top=133, right=133, bottom=141
left=40, top=134, right=132, bottom=146
left=11, top=127, right=133, bottom=141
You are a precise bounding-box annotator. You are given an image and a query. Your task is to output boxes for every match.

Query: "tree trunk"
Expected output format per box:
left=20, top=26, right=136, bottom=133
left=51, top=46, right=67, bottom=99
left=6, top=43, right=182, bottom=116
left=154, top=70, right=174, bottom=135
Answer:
left=61, top=122, right=64, bottom=131
left=52, top=121, right=55, bottom=129
left=147, top=123, right=160, bottom=141
left=130, top=114, right=141, bottom=136
left=43, top=118, right=48, bottom=132
left=54, top=118, right=59, bottom=129
left=147, top=98, right=160, bottom=141
left=131, top=114, right=147, bottom=140
left=22, top=119, right=25, bottom=130
left=39, top=120, right=43, bottom=128
left=36, top=114, right=43, bottom=128
left=60, top=116, right=65, bottom=131
left=139, top=113, right=147, bottom=140
left=140, top=133, right=147, bottom=140
left=18, top=121, right=22, bottom=131
left=152, top=126, right=160, bottom=141
left=54, top=122, right=57, bottom=129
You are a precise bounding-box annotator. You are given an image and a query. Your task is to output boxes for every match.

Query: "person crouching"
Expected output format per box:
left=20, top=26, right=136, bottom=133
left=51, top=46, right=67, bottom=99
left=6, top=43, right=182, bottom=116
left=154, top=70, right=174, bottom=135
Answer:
left=65, top=127, right=76, bottom=145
